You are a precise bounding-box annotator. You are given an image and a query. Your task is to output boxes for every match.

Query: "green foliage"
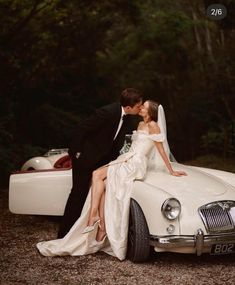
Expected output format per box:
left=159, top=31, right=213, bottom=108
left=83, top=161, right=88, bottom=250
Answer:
left=201, top=121, right=235, bottom=156
left=27, top=103, right=81, bottom=147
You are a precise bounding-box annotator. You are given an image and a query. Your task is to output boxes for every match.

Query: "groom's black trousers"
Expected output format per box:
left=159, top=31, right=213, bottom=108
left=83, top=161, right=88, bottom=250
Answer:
left=57, top=157, right=93, bottom=238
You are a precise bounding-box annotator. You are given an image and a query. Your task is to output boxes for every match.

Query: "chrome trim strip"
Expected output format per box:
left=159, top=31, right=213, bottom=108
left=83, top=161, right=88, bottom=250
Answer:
left=150, top=230, right=235, bottom=256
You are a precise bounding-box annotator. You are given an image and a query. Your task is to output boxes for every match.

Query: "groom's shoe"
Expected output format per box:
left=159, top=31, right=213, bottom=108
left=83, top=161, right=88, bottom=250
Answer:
left=82, top=220, right=100, bottom=234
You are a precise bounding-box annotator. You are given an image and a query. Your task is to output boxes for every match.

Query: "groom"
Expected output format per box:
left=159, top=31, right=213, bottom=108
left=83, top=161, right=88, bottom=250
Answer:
left=58, top=88, right=143, bottom=238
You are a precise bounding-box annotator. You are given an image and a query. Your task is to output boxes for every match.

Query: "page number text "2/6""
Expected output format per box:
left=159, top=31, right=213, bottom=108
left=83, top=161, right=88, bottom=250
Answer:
left=206, top=4, right=227, bottom=20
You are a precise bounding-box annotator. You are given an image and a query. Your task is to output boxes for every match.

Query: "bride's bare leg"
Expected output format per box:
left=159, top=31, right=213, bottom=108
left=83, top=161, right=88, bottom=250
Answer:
left=87, top=166, right=108, bottom=226
left=96, top=190, right=106, bottom=241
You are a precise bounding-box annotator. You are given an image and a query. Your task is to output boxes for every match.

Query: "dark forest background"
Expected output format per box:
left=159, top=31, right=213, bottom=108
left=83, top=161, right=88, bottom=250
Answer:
left=0, top=0, right=235, bottom=186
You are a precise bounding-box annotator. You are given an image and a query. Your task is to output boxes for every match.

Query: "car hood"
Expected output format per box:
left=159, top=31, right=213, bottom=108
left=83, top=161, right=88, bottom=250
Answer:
left=143, top=163, right=235, bottom=203
left=142, top=163, right=235, bottom=235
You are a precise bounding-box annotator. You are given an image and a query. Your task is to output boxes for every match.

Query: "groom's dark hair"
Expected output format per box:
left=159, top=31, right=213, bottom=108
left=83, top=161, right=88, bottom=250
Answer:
left=120, top=88, right=142, bottom=107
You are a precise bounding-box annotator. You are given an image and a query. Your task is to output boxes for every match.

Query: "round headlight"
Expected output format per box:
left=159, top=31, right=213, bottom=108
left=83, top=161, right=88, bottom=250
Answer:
left=161, top=198, right=181, bottom=220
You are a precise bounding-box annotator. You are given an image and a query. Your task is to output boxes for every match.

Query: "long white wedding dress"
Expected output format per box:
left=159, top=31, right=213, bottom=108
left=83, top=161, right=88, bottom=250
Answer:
left=36, top=130, right=166, bottom=260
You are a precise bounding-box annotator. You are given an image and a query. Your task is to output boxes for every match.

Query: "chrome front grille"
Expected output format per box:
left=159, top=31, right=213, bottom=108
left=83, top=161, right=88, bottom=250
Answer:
left=198, top=201, right=235, bottom=233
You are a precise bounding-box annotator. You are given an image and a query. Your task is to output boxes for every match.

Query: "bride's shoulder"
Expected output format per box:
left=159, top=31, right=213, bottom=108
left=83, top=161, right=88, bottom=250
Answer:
left=148, top=121, right=160, bottom=134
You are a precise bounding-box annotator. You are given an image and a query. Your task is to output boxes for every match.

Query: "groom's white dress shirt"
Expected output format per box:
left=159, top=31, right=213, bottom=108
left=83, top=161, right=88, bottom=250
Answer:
left=113, top=107, right=126, bottom=140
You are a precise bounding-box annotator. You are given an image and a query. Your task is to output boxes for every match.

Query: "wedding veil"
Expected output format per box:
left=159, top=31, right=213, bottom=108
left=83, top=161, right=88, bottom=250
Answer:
left=148, top=104, right=176, bottom=165
left=158, top=105, right=170, bottom=157
left=158, top=104, right=177, bottom=162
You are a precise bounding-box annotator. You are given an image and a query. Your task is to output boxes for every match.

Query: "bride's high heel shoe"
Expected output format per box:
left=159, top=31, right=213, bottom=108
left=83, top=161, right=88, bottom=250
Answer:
left=96, top=234, right=107, bottom=244
left=82, top=219, right=100, bottom=234
left=96, top=226, right=107, bottom=242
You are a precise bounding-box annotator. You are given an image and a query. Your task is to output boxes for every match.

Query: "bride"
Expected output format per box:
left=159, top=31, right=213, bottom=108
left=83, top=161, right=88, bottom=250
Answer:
left=37, top=100, right=186, bottom=260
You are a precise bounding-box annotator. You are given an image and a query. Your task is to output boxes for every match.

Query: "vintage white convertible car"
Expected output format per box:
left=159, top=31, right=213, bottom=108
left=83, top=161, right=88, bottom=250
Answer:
left=9, top=152, right=235, bottom=262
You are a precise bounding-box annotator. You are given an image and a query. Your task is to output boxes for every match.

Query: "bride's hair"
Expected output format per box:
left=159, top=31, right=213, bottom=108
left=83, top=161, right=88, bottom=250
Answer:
left=147, top=100, right=159, bottom=122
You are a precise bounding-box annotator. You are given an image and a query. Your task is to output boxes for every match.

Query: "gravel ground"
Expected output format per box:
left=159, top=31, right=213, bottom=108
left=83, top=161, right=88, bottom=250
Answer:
left=1, top=188, right=235, bottom=285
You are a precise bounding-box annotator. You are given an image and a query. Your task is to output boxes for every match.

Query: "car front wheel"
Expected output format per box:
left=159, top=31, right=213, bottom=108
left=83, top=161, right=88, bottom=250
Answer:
left=127, top=198, right=150, bottom=262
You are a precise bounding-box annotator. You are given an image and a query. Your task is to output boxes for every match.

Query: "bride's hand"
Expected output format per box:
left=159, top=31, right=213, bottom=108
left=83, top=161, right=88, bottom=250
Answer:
left=171, top=170, right=187, bottom=177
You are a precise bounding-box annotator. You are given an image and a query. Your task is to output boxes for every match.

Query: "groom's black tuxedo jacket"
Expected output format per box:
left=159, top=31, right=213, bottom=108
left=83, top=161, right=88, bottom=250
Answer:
left=68, top=102, right=141, bottom=169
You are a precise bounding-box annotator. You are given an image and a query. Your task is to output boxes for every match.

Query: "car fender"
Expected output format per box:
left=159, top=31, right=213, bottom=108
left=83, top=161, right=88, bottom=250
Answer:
left=132, top=180, right=180, bottom=236
left=9, top=169, right=72, bottom=215
left=21, top=157, right=52, bottom=170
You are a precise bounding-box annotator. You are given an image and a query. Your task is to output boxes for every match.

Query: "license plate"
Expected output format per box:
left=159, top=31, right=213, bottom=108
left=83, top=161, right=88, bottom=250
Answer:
left=211, top=243, right=235, bottom=255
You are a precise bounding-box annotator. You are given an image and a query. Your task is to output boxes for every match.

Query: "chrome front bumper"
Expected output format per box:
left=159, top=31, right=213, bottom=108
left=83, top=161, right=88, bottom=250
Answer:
left=150, top=229, right=235, bottom=256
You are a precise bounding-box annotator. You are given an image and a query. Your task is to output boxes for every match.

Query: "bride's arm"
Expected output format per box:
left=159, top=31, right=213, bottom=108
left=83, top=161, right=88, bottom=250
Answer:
left=148, top=122, right=186, bottom=177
